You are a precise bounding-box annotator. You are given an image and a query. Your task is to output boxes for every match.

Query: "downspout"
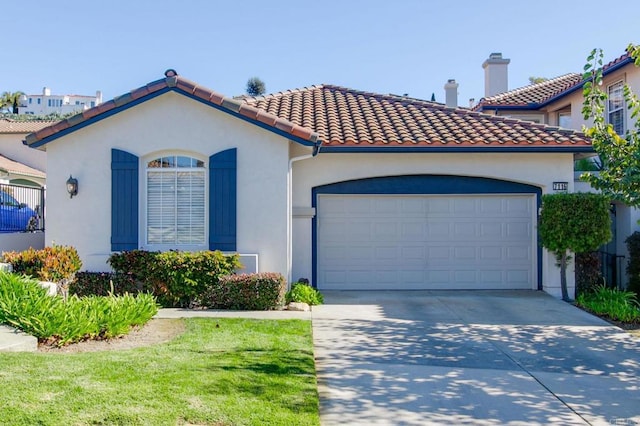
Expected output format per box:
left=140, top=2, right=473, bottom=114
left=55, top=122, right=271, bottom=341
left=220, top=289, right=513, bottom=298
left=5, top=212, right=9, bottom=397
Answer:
left=287, top=139, right=322, bottom=286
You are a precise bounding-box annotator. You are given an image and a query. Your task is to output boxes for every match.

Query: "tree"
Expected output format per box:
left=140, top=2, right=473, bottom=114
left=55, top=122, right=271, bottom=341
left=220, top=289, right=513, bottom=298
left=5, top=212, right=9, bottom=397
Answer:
left=581, top=44, right=640, bottom=207
left=246, top=77, right=266, bottom=96
left=539, top=193, right=611, bottom=301
left=529, top=76, right=548, bottom=85
left=0, top=91, right=25, bottom=114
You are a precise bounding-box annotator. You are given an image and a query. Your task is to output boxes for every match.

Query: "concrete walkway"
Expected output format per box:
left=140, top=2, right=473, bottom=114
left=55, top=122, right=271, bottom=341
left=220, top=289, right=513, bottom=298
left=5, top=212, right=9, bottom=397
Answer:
left=312, top=290, right=640, bottom=425
left=0, top=324, right=37, bottom=352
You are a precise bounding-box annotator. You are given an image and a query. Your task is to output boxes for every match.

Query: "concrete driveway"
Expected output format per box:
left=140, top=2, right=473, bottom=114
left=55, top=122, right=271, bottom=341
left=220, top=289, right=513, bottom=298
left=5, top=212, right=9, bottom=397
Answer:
left=312, top=290, right=640, bottom=425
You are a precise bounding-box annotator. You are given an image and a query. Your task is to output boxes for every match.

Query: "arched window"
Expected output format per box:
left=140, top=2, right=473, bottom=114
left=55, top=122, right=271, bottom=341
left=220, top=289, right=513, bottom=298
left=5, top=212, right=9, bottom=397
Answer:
left=146, top=155, right=205, bottom=245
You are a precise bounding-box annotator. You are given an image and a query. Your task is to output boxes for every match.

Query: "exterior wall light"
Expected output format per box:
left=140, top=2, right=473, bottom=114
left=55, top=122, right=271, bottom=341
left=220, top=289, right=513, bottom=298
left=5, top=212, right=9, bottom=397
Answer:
left=66, top=175, right=78, bottom=198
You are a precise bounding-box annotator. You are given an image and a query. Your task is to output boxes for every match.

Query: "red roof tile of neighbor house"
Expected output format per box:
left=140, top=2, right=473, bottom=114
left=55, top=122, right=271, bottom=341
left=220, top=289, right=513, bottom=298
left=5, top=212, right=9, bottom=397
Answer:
left=244, top=85, right=590, bottom=148
left=475, top=50, right=634, bottom=110
left=475, top=74, right=583, bottom=108
left=0, top=119, right=59, bottom=134
left=23, top=71, right=591, bottom=150
left=0, top=154, right=45, bottom=179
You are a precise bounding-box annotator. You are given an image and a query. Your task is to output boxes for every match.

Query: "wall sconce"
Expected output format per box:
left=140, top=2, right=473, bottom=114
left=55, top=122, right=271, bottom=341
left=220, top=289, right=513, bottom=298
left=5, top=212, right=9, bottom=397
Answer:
left=66, top=175, right=78, bottom=198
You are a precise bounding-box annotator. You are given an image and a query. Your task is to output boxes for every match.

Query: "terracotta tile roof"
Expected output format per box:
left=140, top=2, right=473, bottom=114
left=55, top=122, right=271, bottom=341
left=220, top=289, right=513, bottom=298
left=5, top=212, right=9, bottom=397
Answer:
left=24, top=71, right=320, bottom=148
left=0, top=154, right=45, bottom=178
left=475, top=50, right=634, bottom=110
left=244, top=85, right=590, bottom=148
left=24, top=71, right=590, bottom=151
left=475, top=74, right=583, bottom=108
left=0, top=119, right=60, bottom=134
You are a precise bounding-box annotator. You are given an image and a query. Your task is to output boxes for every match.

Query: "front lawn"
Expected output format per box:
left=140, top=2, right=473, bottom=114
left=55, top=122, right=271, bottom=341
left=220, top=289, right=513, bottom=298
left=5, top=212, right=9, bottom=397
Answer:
left=0, top=318, right=319, bottom=425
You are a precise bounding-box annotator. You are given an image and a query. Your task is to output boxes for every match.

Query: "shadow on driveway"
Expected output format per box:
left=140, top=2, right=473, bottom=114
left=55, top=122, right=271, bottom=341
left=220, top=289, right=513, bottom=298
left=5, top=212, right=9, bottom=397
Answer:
left=312, top=290, right=640, bottom=425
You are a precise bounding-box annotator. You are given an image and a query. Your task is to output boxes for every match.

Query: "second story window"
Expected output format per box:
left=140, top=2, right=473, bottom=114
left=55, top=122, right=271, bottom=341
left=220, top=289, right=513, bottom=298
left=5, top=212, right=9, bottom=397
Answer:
left=608, top=81, right=625, bottom=135
left=558, top=108, right=571, bottom=129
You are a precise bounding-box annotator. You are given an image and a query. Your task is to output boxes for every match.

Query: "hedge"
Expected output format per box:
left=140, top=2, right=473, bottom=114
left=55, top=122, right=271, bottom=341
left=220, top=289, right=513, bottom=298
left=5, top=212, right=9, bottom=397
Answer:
left=108, top=250, right=241, bottom=307
left=199, top=273, right=286, bottom=310
left=70, top=272, right=143, bottom=297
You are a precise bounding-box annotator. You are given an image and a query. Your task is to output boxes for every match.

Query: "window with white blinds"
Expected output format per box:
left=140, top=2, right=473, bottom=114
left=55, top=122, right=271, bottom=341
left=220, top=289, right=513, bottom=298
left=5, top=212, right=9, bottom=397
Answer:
left=608, top=81, right=625, bottom=135
left=146, top=156, right=205, bottom=245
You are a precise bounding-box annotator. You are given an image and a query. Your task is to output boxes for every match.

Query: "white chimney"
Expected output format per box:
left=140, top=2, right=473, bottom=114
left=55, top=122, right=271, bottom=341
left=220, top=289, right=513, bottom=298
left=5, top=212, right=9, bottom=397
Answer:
left=43, top=87, right=51, bottom=96
left=482, top=52, right=510, bottom=97
left=444, top=79, right=459, bottom=108
left=96, top=90, right=103, bottom=105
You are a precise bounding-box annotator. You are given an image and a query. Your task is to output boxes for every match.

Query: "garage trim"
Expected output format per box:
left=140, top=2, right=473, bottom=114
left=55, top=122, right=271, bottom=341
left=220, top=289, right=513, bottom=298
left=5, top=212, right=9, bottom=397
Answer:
left=311, top=175, right=542, bottom=290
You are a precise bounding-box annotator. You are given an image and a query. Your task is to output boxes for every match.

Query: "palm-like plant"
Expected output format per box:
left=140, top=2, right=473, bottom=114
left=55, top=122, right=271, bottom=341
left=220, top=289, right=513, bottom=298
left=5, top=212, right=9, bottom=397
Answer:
left=0, top=91, right=26, bottom=114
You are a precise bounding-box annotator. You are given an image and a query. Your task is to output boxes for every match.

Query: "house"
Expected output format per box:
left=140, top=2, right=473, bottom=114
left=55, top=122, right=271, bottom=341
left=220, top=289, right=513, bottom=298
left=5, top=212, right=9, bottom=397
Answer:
left=24, top=70, right=592, bottom=298
left=0, top=119, right=50, bottom=182
left=18, top=87, right=103, bottom=116
left=0, top=119, right=49, bottom=251
left=474, top=50, right=640, bottom=287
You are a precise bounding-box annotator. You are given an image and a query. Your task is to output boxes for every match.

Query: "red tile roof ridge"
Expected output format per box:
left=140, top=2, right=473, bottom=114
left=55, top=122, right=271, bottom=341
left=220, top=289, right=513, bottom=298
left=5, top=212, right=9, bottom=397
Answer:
left=25, top=72, right=321, bottom=147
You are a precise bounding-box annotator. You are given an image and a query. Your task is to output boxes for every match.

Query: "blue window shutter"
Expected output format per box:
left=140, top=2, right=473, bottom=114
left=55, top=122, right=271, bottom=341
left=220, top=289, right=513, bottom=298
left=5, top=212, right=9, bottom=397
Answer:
left=209, top=148, right=237, bottom=251
left=111, top=149, right=139, bottom=251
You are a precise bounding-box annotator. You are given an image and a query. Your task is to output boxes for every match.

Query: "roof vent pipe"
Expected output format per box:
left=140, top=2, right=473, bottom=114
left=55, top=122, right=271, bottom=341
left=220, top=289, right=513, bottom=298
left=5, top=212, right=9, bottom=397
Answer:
left=444, top=79, right=459, bottom=108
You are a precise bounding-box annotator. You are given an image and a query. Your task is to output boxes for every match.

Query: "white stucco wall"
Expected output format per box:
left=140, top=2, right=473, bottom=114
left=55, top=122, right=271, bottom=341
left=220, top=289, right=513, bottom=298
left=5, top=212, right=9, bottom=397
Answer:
left=0, top=134, right=47, bottom=172
left=291, top=151, right=577, bottom=297
left=44, top=92, right=290, bottom=274
left=0, top=232, right=45, bottom=253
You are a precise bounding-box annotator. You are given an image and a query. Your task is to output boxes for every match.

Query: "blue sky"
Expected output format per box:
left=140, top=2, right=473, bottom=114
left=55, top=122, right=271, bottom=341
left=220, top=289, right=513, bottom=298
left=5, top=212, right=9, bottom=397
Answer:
left=1, top=0, right=638, bottom=106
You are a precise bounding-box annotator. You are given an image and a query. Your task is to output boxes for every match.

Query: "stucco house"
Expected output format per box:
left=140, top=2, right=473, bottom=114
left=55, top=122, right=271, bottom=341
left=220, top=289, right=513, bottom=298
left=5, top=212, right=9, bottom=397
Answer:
left=474, top=49, right=640, bottom=287
left=24, top=70, right=592, bottom=298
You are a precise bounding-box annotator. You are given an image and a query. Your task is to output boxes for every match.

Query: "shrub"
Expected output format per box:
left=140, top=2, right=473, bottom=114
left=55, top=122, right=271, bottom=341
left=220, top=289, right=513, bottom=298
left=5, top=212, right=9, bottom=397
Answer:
left=71, top=272, right=143, bottom=297
left=2, top=245, right=82, bottom=283
left=199, top=273, right=286, bottom=310
left=575, top=252, right=604, bottom=296
left=108, top=250, right=241, bottom=307
left=626, top=231, right=640, bottom=297
left=286, top=282, right=324, bottom=306
left=0, top=272, right=158, bottom=346
left=576, top=285, right=640, bottom=323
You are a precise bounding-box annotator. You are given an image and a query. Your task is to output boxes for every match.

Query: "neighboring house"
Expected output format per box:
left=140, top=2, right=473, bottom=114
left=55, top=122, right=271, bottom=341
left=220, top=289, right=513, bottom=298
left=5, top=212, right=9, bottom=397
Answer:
left=474, top=50, right=640, bottom=287
left=18, top=87, right=102, bottom=116
left=0, top=119, right=50, bottom=186
left=0, top=155, right=45, bottom=187
left=24, top=70, right=592, bottom=298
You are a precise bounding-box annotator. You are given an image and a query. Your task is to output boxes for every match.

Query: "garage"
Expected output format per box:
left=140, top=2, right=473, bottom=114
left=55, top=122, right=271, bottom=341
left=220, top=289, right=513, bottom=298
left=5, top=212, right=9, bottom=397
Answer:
left=314, top=176, right=539, bottom=291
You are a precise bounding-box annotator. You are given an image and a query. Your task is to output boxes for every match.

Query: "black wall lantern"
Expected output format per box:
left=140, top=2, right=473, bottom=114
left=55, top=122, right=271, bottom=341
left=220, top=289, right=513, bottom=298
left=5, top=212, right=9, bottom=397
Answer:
left=66, top=175, right=78, bottom=198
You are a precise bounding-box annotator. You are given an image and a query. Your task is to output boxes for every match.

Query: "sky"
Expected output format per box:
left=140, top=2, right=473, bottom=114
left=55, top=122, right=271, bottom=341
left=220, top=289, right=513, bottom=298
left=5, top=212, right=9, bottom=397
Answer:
left=1, top=0, right=638, bottom=107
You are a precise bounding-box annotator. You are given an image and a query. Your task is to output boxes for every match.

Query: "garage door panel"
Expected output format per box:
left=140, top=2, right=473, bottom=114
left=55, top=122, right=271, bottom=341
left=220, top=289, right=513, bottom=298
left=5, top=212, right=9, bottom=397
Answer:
left=506, top=222, right=531, bottom=239
left=453, top=198, right=476, bottom=213
left=318, top=194, right=535, bottom=290
left=506, top=197, right=532, bottom=215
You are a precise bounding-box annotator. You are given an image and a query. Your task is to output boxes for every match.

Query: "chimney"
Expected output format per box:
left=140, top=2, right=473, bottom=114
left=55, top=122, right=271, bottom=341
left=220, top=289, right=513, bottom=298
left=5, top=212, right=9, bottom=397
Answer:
left=482, top=52, right=510, bottom=97
left=444, top=79, right=459, bottom=108
left=43, top=87, right=51, bottom=96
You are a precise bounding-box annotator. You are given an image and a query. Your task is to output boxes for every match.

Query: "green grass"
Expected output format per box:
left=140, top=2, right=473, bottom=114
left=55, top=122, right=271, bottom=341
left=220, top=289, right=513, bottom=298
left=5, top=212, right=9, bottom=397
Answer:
left=576, top=285, right=640, bottom=323
left=0, top=318, right=320, bottom=425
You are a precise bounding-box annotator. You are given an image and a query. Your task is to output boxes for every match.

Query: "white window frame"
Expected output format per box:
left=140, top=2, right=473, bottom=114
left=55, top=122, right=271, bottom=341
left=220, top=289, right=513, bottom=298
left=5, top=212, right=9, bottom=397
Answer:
left=607, top=80, right=625, bottom=135
left=140, top=152, right=208, bottom=252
